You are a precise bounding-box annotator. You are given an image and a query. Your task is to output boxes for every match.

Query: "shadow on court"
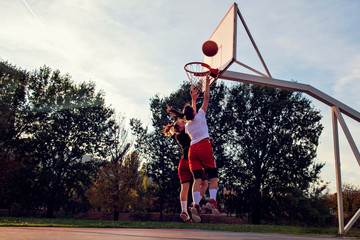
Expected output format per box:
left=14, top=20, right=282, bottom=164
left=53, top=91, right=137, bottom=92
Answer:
left=0, top=227, right=349, bottom=240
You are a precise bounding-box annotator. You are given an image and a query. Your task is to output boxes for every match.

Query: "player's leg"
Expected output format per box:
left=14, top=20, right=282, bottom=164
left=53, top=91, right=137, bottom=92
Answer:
left=190, top=173, right=203, bottom=223
left=192, top=177, right=202, bottom=204
left=205, top=168, right=220, bottom=216
left=189, top=165, right=208, bottom=207
left=199, top=174, right=208, bottom=200
left=178, top=158, right=192, bottom=222
left=198, top=140, right=220, bottom=216
left=189, top=145, right=203, bottom=223
left=199, top=170, right=208, bottom=203
left=179, top=182, right=192, bottom=222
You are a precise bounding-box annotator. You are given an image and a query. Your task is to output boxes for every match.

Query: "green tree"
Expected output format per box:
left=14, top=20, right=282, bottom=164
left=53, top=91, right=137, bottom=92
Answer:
left=86, top=114, right=138, bottom=221
left=130, top=110, right=179, bottom=220
left=0, top=62, right=40, bottom=212
left=86, top=151, right=141, bottom=221
left=222, top=84, right=324, bottom=224
left=133, top=164, right=159, bottom=213
left=0, top=62, right=29, bottom=155
left=27, top=66, right=116, bottom=217
left=1, top=62, right=116, bottom=217
left=0, top=62, right=30, bottom=210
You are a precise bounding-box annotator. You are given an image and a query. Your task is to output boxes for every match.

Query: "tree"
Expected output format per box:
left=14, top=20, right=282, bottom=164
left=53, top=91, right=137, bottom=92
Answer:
left=0, top=62, right=29, bottom=210
left=133, top=164, right=159, bottom=213
left=222, top=84, right=324, bottom=224
left=329, top=183, right=360, bottom=219
left=1, top=62, right=117, bottom=217
left=86, top=151, right=141, bottom=221
left=27, top=66, right=117, bottom=217
left=130, top=111, right=180, bottom=220
left=86, top=114, right=140, bottom=221
left=0, top=61, right=29, bottom=156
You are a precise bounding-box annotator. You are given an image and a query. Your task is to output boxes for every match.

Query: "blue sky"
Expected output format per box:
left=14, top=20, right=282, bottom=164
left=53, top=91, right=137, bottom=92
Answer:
left=1, top=0, right=359, bottom=192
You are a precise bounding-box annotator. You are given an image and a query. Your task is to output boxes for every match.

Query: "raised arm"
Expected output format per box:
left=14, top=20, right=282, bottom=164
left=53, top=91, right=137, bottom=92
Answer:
left=200, top=75, right=210, bottom=113
left=190, top=88, right=199, bottom=114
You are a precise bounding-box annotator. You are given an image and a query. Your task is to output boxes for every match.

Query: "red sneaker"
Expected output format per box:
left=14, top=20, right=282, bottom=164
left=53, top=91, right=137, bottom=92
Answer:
left=206, top=199, right=220, bottom=216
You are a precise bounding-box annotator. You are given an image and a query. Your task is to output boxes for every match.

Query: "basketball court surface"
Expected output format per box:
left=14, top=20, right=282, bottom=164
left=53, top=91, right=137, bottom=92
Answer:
left=0, top=227, right=350, bottom=240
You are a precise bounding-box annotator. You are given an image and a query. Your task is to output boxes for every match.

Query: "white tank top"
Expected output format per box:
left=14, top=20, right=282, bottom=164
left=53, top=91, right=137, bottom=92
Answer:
left=185, top=109, right=210, bottom=145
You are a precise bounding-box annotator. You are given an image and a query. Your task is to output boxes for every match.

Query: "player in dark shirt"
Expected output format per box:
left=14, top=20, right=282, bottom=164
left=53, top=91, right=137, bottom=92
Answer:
left=163, top=119, right=208, bottom=223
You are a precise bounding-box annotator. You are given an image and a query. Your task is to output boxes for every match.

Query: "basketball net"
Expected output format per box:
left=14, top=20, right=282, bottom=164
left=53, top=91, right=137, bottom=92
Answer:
left=184, top=62, right=214, bottom=92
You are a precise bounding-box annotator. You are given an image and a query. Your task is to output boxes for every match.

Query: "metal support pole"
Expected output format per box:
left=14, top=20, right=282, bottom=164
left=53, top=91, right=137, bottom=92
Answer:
left=332, top=106, right=360, bottom=234
left=333, top=106, right=360, bottom=167
left=345, top=208, right=360, bottom=234
left=236, top=6, right=272, bottom=78
left=332, top=106, right=344, bottom=235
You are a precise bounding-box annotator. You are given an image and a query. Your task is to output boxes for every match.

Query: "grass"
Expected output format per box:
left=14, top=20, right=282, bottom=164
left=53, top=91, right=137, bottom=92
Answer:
left=1, top=217, right=360, bottom=238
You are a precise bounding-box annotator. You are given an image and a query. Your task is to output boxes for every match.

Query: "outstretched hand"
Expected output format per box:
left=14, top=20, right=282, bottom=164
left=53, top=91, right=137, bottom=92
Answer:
left=190, top=88, right=199, bottom=100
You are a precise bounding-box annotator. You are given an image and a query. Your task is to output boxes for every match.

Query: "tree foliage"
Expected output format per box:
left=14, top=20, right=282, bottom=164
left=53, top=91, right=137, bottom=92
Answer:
left=222, top=84, right=324, bottom=223
left=1, top=62, right=116, bottom=217
left=1, top=60, right=331, bottom=225
left=86, top=115, right=142, bottom=221
left=86, top=151, right=141, bottom=220
left=0, top=62, right=29, bottom=202
left=129, top=84, right=188, bottom=219
left=329, top=183, right=360, bottom=220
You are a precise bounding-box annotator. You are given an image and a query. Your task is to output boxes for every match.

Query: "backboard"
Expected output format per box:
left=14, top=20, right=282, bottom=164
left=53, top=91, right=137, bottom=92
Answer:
left=203, top=3, right=237, bottom=88
left=201, top=2, right=272, bottom=91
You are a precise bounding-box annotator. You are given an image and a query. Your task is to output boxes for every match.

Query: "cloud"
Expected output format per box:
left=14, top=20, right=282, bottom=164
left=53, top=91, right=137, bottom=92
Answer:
left=333, top=54, right=360, bottom=108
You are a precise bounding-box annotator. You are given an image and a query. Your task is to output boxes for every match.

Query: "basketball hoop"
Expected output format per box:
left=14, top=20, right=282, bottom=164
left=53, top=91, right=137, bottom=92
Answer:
left=184, top=62, right=219, bottom=92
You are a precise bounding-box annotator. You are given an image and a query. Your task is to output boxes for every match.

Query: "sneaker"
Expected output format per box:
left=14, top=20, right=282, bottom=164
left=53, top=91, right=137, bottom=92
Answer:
left=180, top=212, right=192, bottom=223
left=190, top=204, right=201, bottom=223
left=206, top=199, right=220, bottom=216
left=189, top=204, right=202, bottom=216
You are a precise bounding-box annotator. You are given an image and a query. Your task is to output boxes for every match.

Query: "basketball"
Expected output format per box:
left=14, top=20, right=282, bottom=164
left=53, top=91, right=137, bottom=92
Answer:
left=202, top=40, right=218, bottom=57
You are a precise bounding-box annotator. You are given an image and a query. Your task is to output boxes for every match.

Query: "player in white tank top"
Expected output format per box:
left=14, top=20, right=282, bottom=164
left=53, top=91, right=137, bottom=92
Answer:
left=185, top=108, right=210, bottom=145
left=182, top=75, right=220, bottom=222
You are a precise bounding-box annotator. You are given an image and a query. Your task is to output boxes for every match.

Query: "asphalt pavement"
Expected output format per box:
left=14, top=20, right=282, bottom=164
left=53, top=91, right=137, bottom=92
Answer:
left=0, top=227, right=352, bottom=240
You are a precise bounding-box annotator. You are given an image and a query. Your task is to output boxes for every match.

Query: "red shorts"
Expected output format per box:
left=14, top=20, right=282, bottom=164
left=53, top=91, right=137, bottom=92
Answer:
left=178, top=158, right=206, bottom=183
left=189, top=139, right=216, bottom=172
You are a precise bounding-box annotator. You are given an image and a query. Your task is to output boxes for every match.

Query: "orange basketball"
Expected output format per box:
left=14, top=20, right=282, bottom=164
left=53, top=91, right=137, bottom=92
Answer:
left=202, top=40, right=218, bottom=57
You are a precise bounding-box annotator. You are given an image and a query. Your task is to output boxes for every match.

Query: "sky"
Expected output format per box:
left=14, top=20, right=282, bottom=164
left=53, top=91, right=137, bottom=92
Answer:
left=0, top=0, right=359, bottom=193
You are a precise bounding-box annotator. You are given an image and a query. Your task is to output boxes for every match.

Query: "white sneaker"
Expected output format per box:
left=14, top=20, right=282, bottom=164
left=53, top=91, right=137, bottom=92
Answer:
left=206, top=200, right=220, bottom=216
left=180, top=212, right=192, bottom=223
left=190, top=205, right=201, bottom=223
